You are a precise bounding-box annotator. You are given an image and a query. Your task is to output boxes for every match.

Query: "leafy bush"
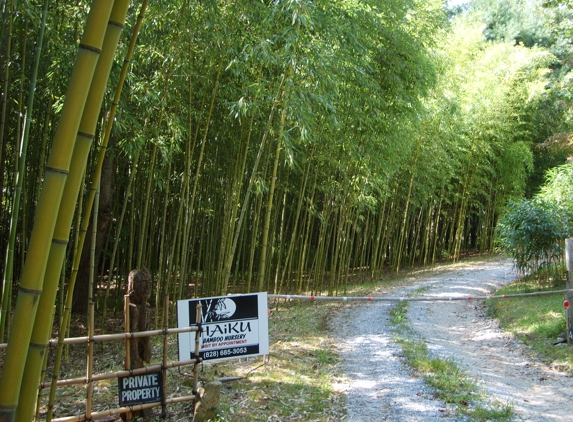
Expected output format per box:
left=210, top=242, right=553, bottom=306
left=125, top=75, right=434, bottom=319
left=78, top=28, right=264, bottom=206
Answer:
left=538, top=163, right=573, bottom=222
left=496, top=198, right=569, bottom=274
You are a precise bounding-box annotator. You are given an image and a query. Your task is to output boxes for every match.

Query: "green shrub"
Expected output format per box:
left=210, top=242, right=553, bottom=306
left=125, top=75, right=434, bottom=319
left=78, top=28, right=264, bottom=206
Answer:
left=496, top=198, right=569, bottom=274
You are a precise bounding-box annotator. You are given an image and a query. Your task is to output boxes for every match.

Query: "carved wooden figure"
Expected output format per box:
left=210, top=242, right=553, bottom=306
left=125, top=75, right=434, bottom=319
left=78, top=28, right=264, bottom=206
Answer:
left=127, top=268, right=152, bottom=369
left=123, top=268, right=153, bottom=420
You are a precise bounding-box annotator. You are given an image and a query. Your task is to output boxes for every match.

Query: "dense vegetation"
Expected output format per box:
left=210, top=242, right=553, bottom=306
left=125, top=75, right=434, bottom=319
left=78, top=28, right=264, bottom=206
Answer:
left=2, top=0, right=573, bottom=419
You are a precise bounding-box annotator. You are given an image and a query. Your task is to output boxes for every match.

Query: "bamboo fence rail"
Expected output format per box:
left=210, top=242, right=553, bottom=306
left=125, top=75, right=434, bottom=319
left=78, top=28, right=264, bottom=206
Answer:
left=269, top=289, right=573, bottom=302
left=0, top=326, right=199, bottom=350
left=0, top=296, right=203, bottom=421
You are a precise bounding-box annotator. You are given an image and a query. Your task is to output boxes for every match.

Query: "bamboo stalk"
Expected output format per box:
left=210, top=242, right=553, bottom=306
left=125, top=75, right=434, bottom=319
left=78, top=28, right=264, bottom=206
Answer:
left=124, top=295, right=131, bottom=370
left=154, top=156, right=171, bottom=329
left=0, top=1, right=115, bottom=419
left=223, top=74, right=287, bottom=295
left=0, top=0, right=47, bottom=343
left=162, top=295, right=169, bottom=417
left=193, top=303, right=202, bottom=397
left=124, top=294, right=132, bottom=422
left=51, top=395, right=197, bottom=422
left=35, top=306, right=56, bottom=422
left=0, top=0, right=13, bottom=222
left=19, top=1, right=132, bottom=418
left=277, top=165, right=309, bottom=294
left=255, top=19, right=302, bottom=293
left=89, top=181, right=100, bottom=307
left=298, top=176, right=316, bottom=294
left=86, top=303, right=95, bottom=420
left=40, top=358, right=200, bottom=389
left=136, top=56, right=176, bottom=271
left=136, top=141, right=157, bottom=269
left=103, top=148, right=140, bottom=331
left=45, top=2, right=150, bottom=419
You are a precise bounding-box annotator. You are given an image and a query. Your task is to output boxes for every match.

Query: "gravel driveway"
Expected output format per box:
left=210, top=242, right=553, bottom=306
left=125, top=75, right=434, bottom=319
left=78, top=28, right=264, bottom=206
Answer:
left=332, top=258, right=573, bottom=421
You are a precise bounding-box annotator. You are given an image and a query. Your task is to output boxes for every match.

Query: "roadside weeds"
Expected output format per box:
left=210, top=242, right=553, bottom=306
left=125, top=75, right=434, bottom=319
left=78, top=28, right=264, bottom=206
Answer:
left=389, top=297, right=514, bottom=421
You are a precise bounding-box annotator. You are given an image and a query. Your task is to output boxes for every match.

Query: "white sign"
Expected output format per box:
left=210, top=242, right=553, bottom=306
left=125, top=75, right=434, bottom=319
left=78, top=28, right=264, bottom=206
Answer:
left=177, top=293, right=269, bottom=362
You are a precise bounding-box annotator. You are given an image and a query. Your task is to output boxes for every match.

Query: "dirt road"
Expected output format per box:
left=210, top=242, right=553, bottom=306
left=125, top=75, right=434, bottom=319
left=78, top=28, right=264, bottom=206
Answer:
left=332, top=258, right=573, bottom=421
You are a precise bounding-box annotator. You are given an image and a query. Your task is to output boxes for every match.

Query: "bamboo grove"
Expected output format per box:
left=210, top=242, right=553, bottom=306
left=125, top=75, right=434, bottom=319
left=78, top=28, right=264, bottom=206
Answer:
left=1, top=0, right=573, bottom=418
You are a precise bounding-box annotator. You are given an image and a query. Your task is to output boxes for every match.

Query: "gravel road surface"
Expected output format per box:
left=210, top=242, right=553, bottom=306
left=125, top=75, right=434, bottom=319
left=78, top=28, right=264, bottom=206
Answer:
left=332, top=258, right=573, bottom=421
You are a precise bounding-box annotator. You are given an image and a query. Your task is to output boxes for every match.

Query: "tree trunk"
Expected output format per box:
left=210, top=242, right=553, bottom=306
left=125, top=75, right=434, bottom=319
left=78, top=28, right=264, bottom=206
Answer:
left=73, top=138, right=117, bottom=313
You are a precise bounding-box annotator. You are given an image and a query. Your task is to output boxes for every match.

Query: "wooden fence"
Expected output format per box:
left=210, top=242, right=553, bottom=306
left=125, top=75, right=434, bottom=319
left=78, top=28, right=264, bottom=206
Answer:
left=0, top=296, right=202, bottom=421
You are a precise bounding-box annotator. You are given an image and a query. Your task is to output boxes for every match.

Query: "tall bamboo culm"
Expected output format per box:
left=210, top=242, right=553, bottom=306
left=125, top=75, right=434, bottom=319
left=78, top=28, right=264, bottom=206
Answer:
left=45, top=1, right=150, bottom=420
left=0, top=0, right=49, bottom=343
left=0, top=2, right=115, bottom=420
left=15, top=2, right=131, bottom=419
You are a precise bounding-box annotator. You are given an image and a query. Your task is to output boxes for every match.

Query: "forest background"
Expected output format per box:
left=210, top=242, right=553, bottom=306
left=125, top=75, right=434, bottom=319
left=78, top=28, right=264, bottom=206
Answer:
left=2, top=0, right=573, bottom=418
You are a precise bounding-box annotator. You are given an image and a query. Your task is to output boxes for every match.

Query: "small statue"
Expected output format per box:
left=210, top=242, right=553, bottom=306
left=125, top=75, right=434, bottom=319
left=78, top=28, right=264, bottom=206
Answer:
left=126, top=268, right=152, bottom=368
left=127, top=267, right=152, bottom=305
left=123, top=268, right=153, bottom=420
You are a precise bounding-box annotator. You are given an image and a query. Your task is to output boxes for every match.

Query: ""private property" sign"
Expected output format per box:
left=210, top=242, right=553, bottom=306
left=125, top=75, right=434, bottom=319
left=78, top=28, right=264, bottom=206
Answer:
left=118, top=371, right=163, bottom=406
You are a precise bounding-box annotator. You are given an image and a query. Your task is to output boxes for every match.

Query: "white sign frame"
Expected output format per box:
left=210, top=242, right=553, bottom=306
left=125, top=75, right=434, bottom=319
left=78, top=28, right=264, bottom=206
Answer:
left=177, top=292, right=269, bottom=363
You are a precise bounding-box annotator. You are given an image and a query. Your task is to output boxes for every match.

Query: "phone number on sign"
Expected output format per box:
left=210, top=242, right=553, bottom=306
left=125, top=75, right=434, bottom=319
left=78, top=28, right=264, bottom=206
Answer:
left=203, top=347, right=248, bottom=359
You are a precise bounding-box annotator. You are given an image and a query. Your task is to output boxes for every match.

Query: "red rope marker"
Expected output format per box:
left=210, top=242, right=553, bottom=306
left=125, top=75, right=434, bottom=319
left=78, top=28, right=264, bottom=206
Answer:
left=504, top=295, right=508, bottom=298
left=564, top=300, right=570, bottom=309
left=368, top=297, right=373, bottom=301
left=468, top=296, right=472, bottom=301
left=310, top=296, right=315, bottom=301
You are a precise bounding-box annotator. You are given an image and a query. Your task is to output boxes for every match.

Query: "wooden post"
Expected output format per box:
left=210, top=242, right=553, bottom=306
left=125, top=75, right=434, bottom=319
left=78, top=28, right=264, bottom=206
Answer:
left=193, top=302, right=202, bottom=394
left=86, top=302, right=95, bottom=420
left=123, top=295, right=132, bottom=422
left=192, top=303, right=203, bottom=420
left=162, top=294, right=169, bottom=417
left=564, top=239, right=573, bottom=344
left=124, top=295, right=131, bottom=369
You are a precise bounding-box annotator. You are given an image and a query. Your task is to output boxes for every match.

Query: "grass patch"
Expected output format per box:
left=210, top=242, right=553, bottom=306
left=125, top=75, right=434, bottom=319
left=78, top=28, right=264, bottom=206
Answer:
left=201, top=299, right=345, bottom=421
left=487, top=273, right=573, bottom=373
left=389, top=300, right=514, bottom=421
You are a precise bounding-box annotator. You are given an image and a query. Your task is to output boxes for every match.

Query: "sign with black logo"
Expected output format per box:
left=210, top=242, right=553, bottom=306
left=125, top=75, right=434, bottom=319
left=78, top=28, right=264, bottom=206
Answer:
left=177, top=293, right=269, bottom=362
left=118, top=371, right=162, bottom=407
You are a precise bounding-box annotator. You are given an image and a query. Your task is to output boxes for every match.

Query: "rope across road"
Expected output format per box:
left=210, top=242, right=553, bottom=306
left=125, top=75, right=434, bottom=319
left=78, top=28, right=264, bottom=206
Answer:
left=269, top=289, right=573, bottom=302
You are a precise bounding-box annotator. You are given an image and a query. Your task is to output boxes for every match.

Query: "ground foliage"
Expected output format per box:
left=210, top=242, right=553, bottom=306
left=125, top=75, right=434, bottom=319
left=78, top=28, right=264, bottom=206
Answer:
left=487, top=269, right=573, bottom=373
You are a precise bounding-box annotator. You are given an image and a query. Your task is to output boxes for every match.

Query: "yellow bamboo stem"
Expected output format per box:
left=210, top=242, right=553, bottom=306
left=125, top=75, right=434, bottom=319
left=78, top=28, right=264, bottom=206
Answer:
left=50, top=396, right=197, bottom=422
left=0, top=325, right=199, bottom=350
left=86, top=303, right=95, bottom=419
left=124, top=295, right=131, bottom=370
left=162, top=295, right=169, bottom=416
left=193, top=303, right=202, bottom=395
left=0, top=2, right=114, bottom=420
left=124, top=294, right=132, bottom=422
left=17, top=1, right=131, bottom=418
left=46, top=1, right=149, bottom=418
left=40, top=359, right=200, bottom=389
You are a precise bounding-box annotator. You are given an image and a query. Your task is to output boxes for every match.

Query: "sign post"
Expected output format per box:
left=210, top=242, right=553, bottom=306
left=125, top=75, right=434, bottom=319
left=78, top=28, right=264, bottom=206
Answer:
left=564, top=239, right=573, bottom=344
left=177, top=293, right=269, bottom=362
